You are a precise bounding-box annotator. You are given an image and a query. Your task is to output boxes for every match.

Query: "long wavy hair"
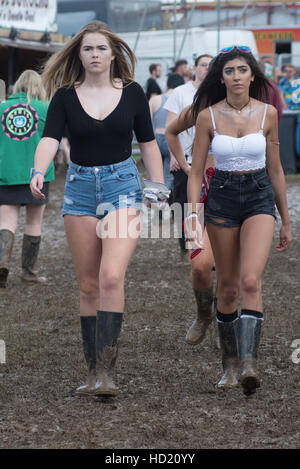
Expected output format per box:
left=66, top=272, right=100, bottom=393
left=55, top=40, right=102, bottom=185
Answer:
left=12, top=69, right=47, bottom=103
left=41, top=20, right=136, bottom=98
left=191, top=47, right=273, bottom=123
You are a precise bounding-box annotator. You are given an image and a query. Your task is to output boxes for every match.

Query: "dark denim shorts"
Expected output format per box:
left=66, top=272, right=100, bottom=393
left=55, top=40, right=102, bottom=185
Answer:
left=204, top=168, right=276, bottom=227
left=62, top=157, right=142, bottom=219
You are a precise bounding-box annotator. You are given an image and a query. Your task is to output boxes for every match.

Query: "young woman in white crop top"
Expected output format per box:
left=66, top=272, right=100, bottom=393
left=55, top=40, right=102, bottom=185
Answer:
left=166, top=46, right=292, bottom=396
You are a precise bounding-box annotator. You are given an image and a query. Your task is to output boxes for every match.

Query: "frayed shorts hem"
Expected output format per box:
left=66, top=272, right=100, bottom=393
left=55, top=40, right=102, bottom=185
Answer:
left=62, top=202, right=143, bottom=220
left=205, top=210, right=277, bottom=228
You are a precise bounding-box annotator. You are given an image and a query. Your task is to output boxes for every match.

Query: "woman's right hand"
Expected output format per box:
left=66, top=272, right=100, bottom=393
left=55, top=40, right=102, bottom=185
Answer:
left=30, top=173, right=45, bottom=200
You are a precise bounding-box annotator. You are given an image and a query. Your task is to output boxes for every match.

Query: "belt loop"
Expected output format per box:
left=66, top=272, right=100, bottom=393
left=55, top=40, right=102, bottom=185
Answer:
left=110, top=164, right=115, bottom=173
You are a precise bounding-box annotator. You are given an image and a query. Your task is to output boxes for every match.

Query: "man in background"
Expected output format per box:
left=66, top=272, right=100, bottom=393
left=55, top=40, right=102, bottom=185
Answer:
left=145, top=63, right=162, bottom=100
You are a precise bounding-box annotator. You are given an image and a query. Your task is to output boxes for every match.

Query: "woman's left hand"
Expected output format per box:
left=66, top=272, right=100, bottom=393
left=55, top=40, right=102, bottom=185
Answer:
left=276, top=223, right=292, bottom=252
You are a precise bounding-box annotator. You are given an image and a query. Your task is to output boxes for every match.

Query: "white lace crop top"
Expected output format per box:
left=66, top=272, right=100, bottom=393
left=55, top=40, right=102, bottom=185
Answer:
left=209, top=104, right=267, bottom=172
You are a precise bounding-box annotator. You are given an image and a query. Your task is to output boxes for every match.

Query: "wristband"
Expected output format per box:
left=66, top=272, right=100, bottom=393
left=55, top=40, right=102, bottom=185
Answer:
left=30, top=168, right=44, bottom=180
left=187, top=213, right=198, bottom=220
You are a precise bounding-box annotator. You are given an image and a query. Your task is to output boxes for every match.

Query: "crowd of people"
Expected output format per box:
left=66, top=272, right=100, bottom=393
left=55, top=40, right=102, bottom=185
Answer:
left=0, top=20, right=292, bottom=399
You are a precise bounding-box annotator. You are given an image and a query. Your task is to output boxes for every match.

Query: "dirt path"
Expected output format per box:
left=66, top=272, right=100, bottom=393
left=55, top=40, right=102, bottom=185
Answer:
left=0, top=167, right=299, bottom=449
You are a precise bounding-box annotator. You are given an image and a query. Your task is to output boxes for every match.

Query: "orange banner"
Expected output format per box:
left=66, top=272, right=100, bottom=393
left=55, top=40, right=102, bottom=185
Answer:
left=251, top=28, right=300, bottom=54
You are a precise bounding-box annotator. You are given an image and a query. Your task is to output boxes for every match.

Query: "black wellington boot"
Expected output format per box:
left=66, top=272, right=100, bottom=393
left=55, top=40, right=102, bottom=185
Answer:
left=21, top=234, right=46, bottom=283
left=217, top=317, right=240, bottom=389
left=76, top=316, right=97, bottom=396
left=239, top=313, right=263, bottom=396
left=0, top=229, right=14, bottom=288
left=94, top=310, right=123, bottom=397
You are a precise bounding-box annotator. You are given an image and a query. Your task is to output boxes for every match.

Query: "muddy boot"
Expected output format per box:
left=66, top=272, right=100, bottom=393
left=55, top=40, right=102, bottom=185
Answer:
left=217, top=312, right=239, bottom=389
left=94, top=310, right=123, bottom=397
left=211, top=296, right=221, bottom=350
left=21, top=234, right=46, bottom=283
left=185, top=287, right=214, bottom=345
left=239, top=311, right=263, bottom=396
left=0, top=229, right=14, bottom=288
left=76, top=316, right=97, bottom=396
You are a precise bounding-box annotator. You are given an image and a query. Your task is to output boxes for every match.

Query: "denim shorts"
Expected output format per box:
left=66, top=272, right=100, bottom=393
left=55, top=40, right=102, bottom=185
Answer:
left=62, top=157, right=143, bottom=219
left=205, top=168, right=276, bottom=227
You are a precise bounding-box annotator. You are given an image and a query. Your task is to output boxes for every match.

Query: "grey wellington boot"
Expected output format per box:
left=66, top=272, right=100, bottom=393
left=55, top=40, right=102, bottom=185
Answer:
left=186, top=287, right=214, bottom=345
left=21, top=234, right=46, bottom=283
left=94, top=310, right=123, bottom=397
left=217, top=318, right=240, bottom=389
left=239, top=314, right=262, bottom=396
left=0, top=229, right=14, bottom=288
left=76, top=316, right=97, bottom=396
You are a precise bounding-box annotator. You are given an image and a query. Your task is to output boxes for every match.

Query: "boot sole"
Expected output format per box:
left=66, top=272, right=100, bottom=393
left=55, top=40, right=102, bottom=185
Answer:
left=185, top=336, right=205, bottom=345
left=94, top=388, right=118, bottom=397
left=21, top=277, right=47, bottom=284
left=240, top=376, right=260, bottom=396
left=75, top=388, right=96, bottom=396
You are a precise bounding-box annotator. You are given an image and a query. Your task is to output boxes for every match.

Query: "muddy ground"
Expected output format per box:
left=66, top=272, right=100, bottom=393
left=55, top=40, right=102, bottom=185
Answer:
left=0, top=163, right=299, bottom=450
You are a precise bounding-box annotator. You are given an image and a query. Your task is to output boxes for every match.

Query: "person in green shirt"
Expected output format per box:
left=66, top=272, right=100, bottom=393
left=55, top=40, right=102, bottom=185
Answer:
left=0, top=69, right=55, bottom=287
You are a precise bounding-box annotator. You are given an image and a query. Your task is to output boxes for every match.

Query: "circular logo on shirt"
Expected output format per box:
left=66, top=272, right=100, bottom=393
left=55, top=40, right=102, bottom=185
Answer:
left=1, top=104, right=38, bottom=140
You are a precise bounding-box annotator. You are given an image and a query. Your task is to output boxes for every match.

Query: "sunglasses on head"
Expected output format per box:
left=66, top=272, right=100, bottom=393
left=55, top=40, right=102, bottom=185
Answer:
left=220, top=46, right=252, bottom=54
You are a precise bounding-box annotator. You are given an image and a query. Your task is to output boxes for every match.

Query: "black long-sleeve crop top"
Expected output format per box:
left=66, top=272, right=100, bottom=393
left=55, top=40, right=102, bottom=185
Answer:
left=42, top=81, right=155, bottom=166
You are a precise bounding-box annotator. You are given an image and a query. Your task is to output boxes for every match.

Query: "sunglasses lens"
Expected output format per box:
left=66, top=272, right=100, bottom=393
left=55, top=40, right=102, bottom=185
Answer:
left=220, top=45, right=251, bottom=54
left=220, top=46, right=234, bottom=54
left=237, top=46, right=251, bottom=53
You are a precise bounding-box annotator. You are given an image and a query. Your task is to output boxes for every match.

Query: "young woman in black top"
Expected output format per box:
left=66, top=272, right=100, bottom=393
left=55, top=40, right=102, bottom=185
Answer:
left=30, top=21, right=164, bottom=397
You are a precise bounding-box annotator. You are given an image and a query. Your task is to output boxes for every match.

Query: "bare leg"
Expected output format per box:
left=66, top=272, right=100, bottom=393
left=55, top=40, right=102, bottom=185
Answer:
left=64, top=215, right=101, bottom=317
left=206, top=223, right=241, bottom=314
left=25, top=204, right=45, bottom=236
left=0, top=205, right=19, bottom=233
left=240, top=214, right=275, bottom=311
left=99, top=208, right=141, bottom=312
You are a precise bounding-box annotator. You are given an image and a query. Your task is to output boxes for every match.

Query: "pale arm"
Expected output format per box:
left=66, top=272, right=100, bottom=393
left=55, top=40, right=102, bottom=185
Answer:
left=187, top=109, right=211, bottom=213
left=138, top=139, right=164, bottom=184
left=165, top=107, right=194, bottom=174
left=30, top=137, right=59, bottom=200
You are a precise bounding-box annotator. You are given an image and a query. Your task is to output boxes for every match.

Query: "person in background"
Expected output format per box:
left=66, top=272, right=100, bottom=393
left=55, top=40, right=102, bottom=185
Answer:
left=30, top=21, right=165, bottom=398
left=175, top=59, right=189, bottom=82
left=165, top=54, right=217, bottom=348
left=0, top=79, right=5, bottom=102
left=54, top=135, right=71, bottom=173
left=278, top=63, right=300, bottom=110
left=0, top=69, right=55, bottom=287
left=149, top=72, right=185, bottom=191
left=145, top=63, right=162, bottom=100
left=258, top=62, right=283, bottom=122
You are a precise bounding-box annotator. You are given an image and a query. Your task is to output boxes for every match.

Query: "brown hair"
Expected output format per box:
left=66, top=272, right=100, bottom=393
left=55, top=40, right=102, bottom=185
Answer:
left=41, top=20, right=136, bottom=98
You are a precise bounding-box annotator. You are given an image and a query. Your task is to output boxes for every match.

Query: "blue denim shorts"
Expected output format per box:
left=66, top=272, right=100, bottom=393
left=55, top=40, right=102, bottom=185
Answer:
left=205, top=168, right=276, bottom=227
left=62, top=157, right=143, bottom=219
